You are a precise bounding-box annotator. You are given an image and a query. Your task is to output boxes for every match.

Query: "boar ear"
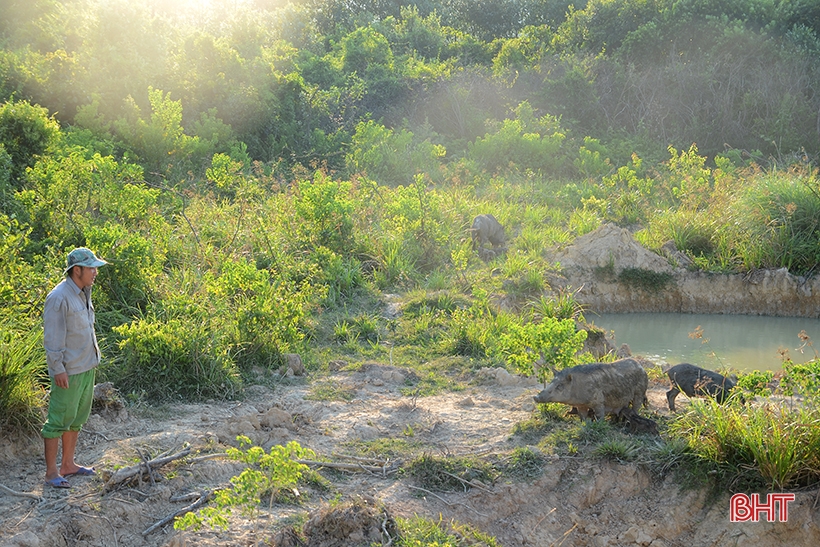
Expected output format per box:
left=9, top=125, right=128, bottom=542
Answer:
left=566, top=373, right=572, bottom=381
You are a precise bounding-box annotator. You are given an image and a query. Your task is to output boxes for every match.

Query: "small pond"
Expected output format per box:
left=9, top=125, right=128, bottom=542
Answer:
left=591, top=312, right=820, bottom=373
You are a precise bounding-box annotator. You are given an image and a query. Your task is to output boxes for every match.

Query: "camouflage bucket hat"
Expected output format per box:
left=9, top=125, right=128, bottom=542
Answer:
left=65, top=247, right=109, bottom=273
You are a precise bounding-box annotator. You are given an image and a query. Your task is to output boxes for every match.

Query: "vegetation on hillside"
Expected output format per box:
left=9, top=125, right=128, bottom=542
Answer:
left=2, top=1, right=820, bottom=539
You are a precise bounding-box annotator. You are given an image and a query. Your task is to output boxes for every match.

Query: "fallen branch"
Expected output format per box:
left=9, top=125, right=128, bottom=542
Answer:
left=135, top=448, right=156, bottom=487
left=406, top=485, right=489, bottom=517
left=187, top=452, right=229, bottom=464
left=295, top=459, right=401, bottom=475
left=142, top=489, right=216, bottom=536
left=104, top=447, right=192, bottom=491
left=440, top=470, right=494, bottom=493
left=0, top=483, right=42, bottom=501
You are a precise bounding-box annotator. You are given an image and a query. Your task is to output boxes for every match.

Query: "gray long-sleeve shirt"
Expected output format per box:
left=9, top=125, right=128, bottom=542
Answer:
left=43, top=277, right=101, bottom=377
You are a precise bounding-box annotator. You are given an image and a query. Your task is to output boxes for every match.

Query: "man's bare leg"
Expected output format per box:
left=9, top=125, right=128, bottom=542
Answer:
left=44, top=436, right=62, bottom=481
left=58, top=430, right=81, bottom=476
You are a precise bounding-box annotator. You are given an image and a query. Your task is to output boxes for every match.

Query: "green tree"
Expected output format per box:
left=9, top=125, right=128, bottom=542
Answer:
left=0, top=99, right=60, bottom=188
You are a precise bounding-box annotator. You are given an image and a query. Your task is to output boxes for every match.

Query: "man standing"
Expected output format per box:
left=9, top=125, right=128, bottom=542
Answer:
left=42, top=247, right=108, bottom=488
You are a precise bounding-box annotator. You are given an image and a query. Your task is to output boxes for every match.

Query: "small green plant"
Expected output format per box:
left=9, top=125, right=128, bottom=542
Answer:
left=499, top=446, right=545, bottom=480
left=332, top=313, right=381, bottom=345
left=111, top=314, right=243, bottom=402
left=737, top=370, right=774, bottom=397
left=175, top=438, right=316, bottom=532
left=594, top=439, right=641, bottom=462
left=527, top=288, right=586, bottom=322
left=617, top=267, right=674, bottom=293
left=404, top=453, right=496, bottom=492
left=397, top=515, right=500, bottom=547
left=781, top=359, right=820, bottom=399
left=306, top=381, right=357, bottom=402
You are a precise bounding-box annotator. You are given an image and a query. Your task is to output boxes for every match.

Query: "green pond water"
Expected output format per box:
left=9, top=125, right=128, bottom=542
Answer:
left=591, top=313, right=820, bottom=373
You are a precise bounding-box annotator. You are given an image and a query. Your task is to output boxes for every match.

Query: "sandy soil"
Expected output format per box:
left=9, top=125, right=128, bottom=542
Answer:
left=1, top=364, right=819, bottom=547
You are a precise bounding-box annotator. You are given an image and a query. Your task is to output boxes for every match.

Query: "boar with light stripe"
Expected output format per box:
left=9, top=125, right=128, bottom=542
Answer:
left=533, top=358, right=648, bottom=421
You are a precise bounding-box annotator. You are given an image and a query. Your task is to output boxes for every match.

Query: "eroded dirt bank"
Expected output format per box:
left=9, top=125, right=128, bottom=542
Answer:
left=2, top=365, right=819, bottom=547
left=549, top=224, right=820, bottom=318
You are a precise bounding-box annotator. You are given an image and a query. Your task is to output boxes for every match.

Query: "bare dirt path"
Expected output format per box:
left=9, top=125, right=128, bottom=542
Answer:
left=1, top=364, right=818, bottom=547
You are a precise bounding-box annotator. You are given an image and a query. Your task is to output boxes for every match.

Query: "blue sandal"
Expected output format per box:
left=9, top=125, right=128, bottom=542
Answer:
left=64, top=466, right=95, bottom=477
left=45, top=476, right=71, bottom=489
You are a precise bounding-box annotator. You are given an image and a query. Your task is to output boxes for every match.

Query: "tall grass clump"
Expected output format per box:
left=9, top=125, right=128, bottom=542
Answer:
left=396, top=515, right=501, bottom=547
left=667, top=398, right=820, bottom=490
left=0, top=329, right=47, bottom=435
left=729, top=172, right=820, bottom=275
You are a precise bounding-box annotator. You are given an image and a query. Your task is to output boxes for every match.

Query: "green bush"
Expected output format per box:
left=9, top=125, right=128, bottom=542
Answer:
left=293, top=171, right=355, bottom=254
left=20, top=149, right=150, bottom=250
left=498, top=316, right=588, bottom=384
left=468, top=102, right=567, bottom=175
left=731, top=174, right=820, bottom=275
left=0, top=99, right=60, bottom=187
left=736, top=369, right=773, bottom=397
left=781, top=359, right=820, bottom=400
left=346, top=120, right=446, bottom=186
left=86, top=223, right=165, bottom=315
left=110, top=314, right=242, bottom=401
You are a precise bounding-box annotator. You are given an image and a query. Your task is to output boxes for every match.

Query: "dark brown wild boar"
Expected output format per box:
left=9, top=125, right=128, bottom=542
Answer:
left=666, top=363, right=739, bottom=411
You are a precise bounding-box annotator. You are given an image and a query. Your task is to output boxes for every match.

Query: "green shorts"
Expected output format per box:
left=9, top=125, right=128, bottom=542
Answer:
left=41, top=368, right=96, bottom=438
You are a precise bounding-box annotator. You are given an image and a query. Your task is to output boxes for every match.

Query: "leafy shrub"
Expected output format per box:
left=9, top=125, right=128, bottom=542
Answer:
left=341, top=27, right=394, bottom=75
left=781, top=359, right=820, bottom=400
left=346, top=120, right=446, bottom=186
left=498, top=316, right=588, bottom=384
left=468, top=102, right=567, bottom=175
left=0, top=99, right=60, bottom=186
left=0, top=214, right=48, bottom=326
left=0, top=144, right=14, bottom=214
left=373, top=175, right=451, bottom=278
left=86, top=223, right=164, bottom=315
left=113, top=87, right=209, bottom=176
left=20, top=149, right=150, bottom=251
left=736, top=370, right=774, bottom=397
left=110, top=314, right=241, bottom=401
left=200, top=257, right=313, bottom=369
left=293, top=171, right=355, bottom=254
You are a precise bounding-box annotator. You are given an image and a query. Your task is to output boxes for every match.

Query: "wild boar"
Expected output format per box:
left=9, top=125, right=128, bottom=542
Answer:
left=533, top=358, right=648, bottom=421
left=470, top=214, right=506, bottom=250
left=666, top=363, right=739, bottom=411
